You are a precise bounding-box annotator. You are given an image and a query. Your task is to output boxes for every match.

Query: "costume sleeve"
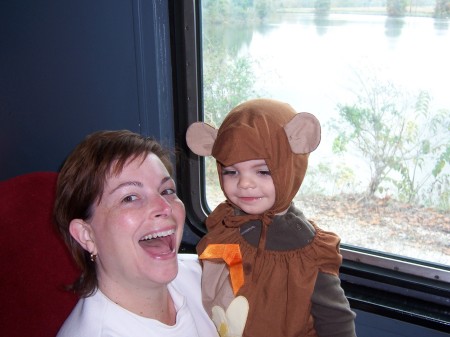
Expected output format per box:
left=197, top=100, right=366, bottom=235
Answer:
left=310, top=272, right=357, bottom=337
left=200, top=260, right=235, bottom=318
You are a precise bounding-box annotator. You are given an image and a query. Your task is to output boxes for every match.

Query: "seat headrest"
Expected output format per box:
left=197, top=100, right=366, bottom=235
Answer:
left=0, top=172, right=78, bottom=337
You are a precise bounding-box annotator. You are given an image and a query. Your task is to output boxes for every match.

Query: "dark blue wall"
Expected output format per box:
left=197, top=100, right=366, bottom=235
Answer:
left=0, top=0, right=174, bottom=180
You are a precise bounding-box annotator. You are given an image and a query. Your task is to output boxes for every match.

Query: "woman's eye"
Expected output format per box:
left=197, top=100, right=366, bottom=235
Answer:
left=161, top=188, right=176, bottom=196
left=122, top=195, right=138, bottom=203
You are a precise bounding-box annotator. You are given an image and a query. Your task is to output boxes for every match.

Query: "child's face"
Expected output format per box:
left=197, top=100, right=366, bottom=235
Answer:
left=221, top=159, right=276, bottom=215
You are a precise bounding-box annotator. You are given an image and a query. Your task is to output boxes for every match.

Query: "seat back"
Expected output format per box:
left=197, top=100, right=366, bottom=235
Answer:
left=0, top=172, right=78, bottom=337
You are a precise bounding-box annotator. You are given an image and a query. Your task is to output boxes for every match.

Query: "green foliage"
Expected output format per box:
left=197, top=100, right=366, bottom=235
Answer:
left=300, top=162, right=360, bottom=196
left=329, top=74, right=449, bottom=207
left=314, top=0, right=331, bottom=15
left=202, top=0, right=275, bottom=24
left=434, top=0, right=450, bottom=18
left=201, top=7, right=261, bottom=127
left=202, top=0, right=231, bottom=24
left=433, top=142, right=450, bottom=176
left=255, top=0, right=273, bottom=21
left=386, top=0, right=408, bottom=17
left=202, top=44, right=259, bottom=127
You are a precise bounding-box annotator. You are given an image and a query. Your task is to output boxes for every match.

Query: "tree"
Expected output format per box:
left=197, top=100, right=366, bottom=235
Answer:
left=434, top=0, right=450, bottom=18
left=255, top=0, right=274, bottom=21
left=202, top=0, right=231, bottom=24
left=386, top=0, right=408, bottom=17
left=202, top=45, right=259, bottom=128
left=314, top=0, right=331, bottom=15
left=388, top=93, right=449, bottom=204
left=330, top=74, right=449, bottom=206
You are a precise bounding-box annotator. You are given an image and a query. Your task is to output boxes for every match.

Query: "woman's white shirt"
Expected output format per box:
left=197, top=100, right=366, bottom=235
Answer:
left=56, top=254, right=218, bottom=337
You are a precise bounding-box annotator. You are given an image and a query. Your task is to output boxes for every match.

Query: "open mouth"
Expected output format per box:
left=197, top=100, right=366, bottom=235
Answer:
left=139, top=228, right=176, bottom=258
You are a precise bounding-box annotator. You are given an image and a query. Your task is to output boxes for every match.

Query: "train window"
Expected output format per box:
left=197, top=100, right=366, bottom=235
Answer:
left=171, top=0, right=449, bottom=289
left=170, top=1, right=450, bottom=329
left=196, top=1, right=450, bottom=281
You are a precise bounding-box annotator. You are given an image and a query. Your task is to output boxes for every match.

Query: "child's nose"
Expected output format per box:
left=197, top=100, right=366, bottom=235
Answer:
left=238, top=175, right=256, bottom=189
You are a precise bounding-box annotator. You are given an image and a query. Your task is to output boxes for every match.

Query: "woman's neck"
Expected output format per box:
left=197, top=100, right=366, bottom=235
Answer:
left=98, top=280, right=177, bottom=325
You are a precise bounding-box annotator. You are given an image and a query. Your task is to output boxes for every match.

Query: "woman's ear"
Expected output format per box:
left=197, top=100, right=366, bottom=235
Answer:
left=186, top=122, right=218, bottom=156
left=69, top=219, right=97, bottom=255
left=284, top=112, right=321, bottom=154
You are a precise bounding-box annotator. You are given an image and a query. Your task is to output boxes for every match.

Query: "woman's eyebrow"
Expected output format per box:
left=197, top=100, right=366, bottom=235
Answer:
left=109, top=181, right=143, bottom=195
left=161, top=176, right=173, bottom=186
left=109, top=176, right=173, bottom=195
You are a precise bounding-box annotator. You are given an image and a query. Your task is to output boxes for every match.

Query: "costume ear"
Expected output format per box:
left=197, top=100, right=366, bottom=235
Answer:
left=186, top=122, right=218, bottom=156
left=284, top=112, right=321, bottom=154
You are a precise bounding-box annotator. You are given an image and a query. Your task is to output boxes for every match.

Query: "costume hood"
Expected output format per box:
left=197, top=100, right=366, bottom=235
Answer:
left=187, top=98, right=321, bottom=215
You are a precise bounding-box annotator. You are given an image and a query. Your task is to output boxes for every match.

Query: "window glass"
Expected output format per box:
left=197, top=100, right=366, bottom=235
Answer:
left=200, top=0, right=450, bottom=267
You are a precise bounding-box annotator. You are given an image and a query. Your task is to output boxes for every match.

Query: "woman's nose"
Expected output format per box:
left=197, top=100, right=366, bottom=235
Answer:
left=150, top=195, right=172, bottom=217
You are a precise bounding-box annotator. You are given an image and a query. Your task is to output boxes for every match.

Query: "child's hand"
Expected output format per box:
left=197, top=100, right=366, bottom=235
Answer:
left=211, top=296, right=249, bottom=337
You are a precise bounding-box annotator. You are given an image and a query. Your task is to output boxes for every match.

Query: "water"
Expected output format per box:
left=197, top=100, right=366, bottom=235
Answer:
left=243, top=14, right=450, bottom=114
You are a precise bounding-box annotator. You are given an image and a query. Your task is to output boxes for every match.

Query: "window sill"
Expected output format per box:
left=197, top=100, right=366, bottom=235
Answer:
left=341, top=260, right=450, bottom=332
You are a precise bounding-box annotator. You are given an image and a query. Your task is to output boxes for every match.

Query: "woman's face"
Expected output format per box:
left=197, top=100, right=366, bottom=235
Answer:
left=84, top=153, right=185, bottom=290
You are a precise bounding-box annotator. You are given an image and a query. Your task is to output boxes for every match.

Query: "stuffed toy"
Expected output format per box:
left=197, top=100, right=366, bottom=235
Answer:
left=186, top=98, right=356, bottom=337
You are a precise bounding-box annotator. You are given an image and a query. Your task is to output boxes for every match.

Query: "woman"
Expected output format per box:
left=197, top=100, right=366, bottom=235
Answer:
left=54, top=130, right=218, bottom=337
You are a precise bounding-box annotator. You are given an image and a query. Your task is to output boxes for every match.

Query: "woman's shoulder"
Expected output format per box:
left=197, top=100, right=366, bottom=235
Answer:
left=56, top=291, right=108, bottom=337
left=57, top=290, right=175, bottom=337
left=177, top=253, right=200, bottom=262
left=176, top=254, right=202, bottom=279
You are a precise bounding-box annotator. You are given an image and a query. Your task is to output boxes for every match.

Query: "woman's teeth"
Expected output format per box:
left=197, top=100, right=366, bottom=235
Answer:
left=140, top=229, right=175, bottom=241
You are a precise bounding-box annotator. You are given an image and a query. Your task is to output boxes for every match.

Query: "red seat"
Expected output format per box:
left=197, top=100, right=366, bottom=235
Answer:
left=0, top=172, right=78, bottom=337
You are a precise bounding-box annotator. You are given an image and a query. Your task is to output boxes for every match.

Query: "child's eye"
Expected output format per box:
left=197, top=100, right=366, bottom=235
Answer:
left=222, top=169, right=237, bottom=176
left=258, top=170, right=271, bottom=176
left=122, top=195, right=138, bottom=203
